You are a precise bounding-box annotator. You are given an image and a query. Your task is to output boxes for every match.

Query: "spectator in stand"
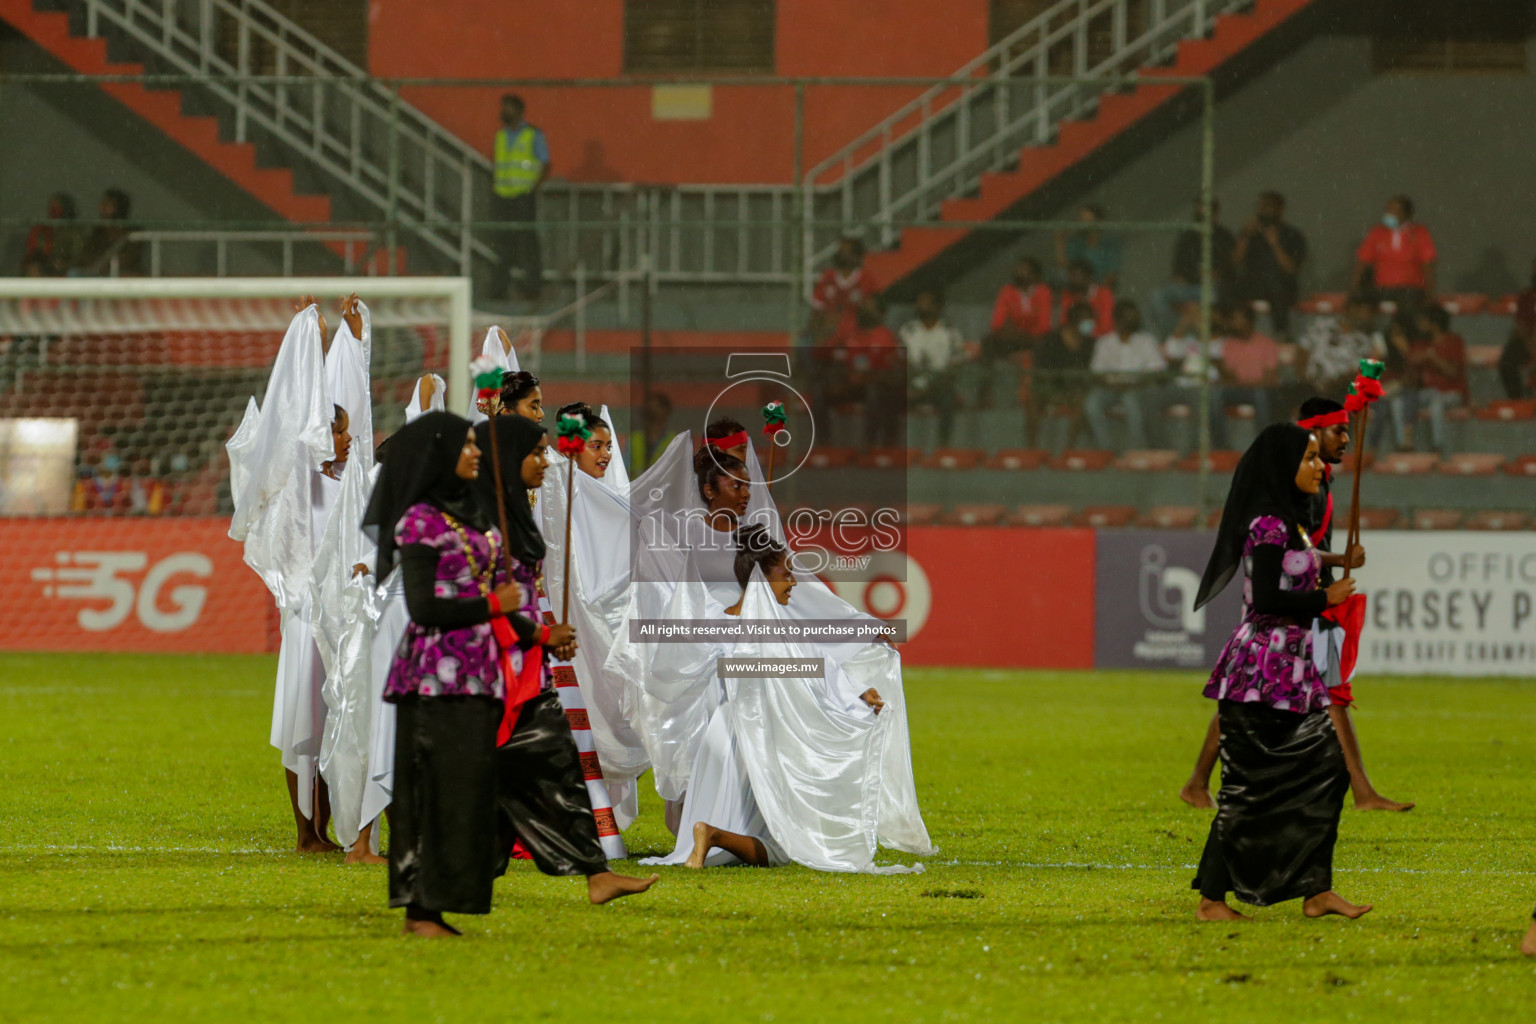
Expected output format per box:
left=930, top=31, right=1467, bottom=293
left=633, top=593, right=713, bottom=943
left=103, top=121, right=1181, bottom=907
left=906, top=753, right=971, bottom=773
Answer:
left=1216, top=303, right=1281, bottom=428
left=808, top=237, right=879, bottom=345
left=1352, top=195, right=1436, bottom=314
left=1232, top=190, right=1306, bottom=338
left=21, top=192, right=85, bottom=277
left=1085, top=300, right=1167, bottom=450
left=78, top=188, right=142, bottom=277
left=1296, top=293, right=1383, bottom=401
left=1394, top=305, right=1468, bottom=456
left=1030, top=300, right=1097, bottom=449
left=1055, top=204, right=1122, bottom=289
left=1372, top=311, right=1418, bottom=452
left=72, top=451, right=133, bottom=514
left=1059, top=258, right=1115, bottom=337
left=1150, top=198, right=1235, bottom=335
left=1161, top=301, right=1228, bottom=449
left=900, top=288, right=965, bottom=447
left=984, top=256, right=1053, bottom=362
left=1498, top=256, right=1536, bottom=399
left=833, top=293, right=902, bottom=447
left=490, top=94, right=549, bottom=301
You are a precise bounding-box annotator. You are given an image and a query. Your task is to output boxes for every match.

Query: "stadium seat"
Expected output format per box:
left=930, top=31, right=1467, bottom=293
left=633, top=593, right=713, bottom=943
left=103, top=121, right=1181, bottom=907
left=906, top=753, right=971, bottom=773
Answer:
left=1467, top=345, right=1500, bottom=369
left=1487, top=294, right=1519, bottom=316
left=1356, top=508, right=1401, bottom=529
left=1332, top=452, right=1376, bottom=475
left=1437, top=452, right=1505, bottom=476
left=1503, top=454, right=1536, bottom=477
left=920, top=448, right=984, bottom=470
left=807, top=446, right=857, bottom=469
left=1376, top=452, right=1438, bottom=475
left=1112, top=449, right=1179, bottom=472
left=1225, top=404, right=1256, bottom=420
left=1476, top=400, right=1536, bottom=422
left=986, top=448, right=1048, bottom=471
left=1006, top=504, right=1073, bottom=527
left=1466, top=510, right=1531, bottom=531
left=1049, top=449, right=1114, bottom=471
left=1410, top=508, right=1463, bottom=530
left=858, top=447, right=914, bottom=469
left=1204, top=507, right=1224, bottom=529
left=1078, top=505, right=1137, bottom=528
left=905, top=503, right=943, bottom=526
left=1139, top=505, right=1200, bottom=528
left=1177, top=450, right=1242, bottom=473
left=1298, top=293, right=1347, bottom=315
left=940, top=503, right=1006, bottom=527
left=1437, top=294, right=1487, bottom=316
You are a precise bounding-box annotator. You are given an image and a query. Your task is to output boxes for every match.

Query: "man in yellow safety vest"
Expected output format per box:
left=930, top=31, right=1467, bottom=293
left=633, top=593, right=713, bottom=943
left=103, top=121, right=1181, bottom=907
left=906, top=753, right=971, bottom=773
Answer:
left=492, top=93, right=549, bottom=300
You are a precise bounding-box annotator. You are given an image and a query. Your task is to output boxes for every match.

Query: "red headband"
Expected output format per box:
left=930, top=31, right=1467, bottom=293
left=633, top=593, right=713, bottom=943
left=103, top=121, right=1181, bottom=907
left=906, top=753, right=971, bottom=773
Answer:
left=1297, top=410, right=1349, bottom=430
left=706, top=430, right=749, bottom=451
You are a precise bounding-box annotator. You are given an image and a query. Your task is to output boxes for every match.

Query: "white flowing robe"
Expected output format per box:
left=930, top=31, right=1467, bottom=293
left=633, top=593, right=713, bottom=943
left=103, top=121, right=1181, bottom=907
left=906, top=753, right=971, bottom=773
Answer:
left=644, top=574, right=932, bottom=873
left=226, top=306, right=334, bottom=817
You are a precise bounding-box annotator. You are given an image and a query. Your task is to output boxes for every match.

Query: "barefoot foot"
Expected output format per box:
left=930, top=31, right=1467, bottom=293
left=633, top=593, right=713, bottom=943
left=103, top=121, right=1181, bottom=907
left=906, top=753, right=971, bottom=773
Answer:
left=1303, top=891, right=1373, bottom=919
left=295, top=833, right=342, bottom=854
left=345, top=844, right=387, bottom=866
left=685, top=821, right=717, bottom=870
left=402, top=918, right=461, bottom=938
left=1196, top=897, right=1249, bottom=922
left=1521, top=919, right=1536, bottom=956
left=1353, top=793, right=1415, bottom=812
left=587, top=871, right=659, bottom=905
left=1179, top=782, right=1216, bottom=810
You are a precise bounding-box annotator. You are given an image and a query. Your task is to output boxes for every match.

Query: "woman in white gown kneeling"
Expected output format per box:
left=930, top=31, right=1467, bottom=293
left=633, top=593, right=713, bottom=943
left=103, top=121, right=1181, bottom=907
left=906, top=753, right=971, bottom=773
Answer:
left=646, top=526, right=931, bottom=874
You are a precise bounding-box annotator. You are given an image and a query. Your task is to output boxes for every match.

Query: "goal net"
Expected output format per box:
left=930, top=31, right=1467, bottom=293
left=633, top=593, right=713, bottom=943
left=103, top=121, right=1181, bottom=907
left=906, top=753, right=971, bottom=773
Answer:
left=0, top=277, right=470, bottom=654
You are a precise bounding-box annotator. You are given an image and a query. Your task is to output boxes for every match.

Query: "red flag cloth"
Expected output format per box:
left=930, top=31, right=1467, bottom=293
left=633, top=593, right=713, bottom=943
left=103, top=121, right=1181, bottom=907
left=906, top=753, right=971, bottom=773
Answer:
left=494, top=617, right=545, bottom=746
left=1322, top=593, right=1367, bottom=705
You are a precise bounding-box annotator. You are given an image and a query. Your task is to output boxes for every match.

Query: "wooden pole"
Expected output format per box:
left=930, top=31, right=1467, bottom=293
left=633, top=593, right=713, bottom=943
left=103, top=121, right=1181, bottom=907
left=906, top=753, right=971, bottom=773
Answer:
left=765, top=438, right=776, bottom=488
left=1342, top=404, right=1370, bottom=581
left=560, top=456, right=576, bottom=623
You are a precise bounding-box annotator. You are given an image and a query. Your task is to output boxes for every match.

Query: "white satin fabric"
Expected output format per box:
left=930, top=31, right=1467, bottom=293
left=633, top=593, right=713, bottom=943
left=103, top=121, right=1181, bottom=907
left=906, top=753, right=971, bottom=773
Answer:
left=643, top=575, right=932, bottom=873
left=313, top=306, right=381, bottom=849
left=466, top=326, right=518, bottom=423
left=404, top=373, right=446, bottom=422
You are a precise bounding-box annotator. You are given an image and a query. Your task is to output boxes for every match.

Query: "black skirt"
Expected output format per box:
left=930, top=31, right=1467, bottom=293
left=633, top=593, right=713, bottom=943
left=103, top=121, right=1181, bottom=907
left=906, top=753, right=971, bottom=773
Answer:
left=495, top=690, right=609, bottom=878
left=389, top=695, right=503, bottom=915
left=1193, top=700, right=1349, bottom=907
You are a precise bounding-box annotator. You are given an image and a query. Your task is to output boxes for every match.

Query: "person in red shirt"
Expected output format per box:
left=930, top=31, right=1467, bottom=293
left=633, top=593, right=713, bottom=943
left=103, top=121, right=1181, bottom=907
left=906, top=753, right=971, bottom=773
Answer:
left=1391, top=304, right=1466, bottom=456
left=830, top=293, right=902, bottom=447
left=1058, top=258, right=1115, bottom=337
left=1498, top=256, right=1536, bottom=399
left=808, top=237, right=880, bottom=344
left=984, top=257, right=1054, bottom=361
left=1352, top=195, right=1436, bottom=312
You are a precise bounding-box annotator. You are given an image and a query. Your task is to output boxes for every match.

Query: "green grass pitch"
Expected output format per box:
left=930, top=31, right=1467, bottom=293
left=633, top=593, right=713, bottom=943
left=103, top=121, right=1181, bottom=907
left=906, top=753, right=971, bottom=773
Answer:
left=2, top=653, right=1532, bottom=1022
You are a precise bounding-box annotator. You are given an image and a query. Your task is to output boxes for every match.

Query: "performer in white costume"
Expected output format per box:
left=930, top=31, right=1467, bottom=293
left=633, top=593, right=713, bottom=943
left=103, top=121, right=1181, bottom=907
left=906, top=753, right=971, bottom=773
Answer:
left=227, top=297, right=346, bottom=852
left=467, top=326, right=518, bottom=421
left=312, top=296, right=386, bottom=864
left=643, top=526, right=932, bottom=873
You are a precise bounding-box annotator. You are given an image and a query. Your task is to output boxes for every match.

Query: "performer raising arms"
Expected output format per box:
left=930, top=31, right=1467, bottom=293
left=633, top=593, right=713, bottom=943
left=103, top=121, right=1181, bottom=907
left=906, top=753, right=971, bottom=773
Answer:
left=1191, top=423, right=1371, bottom=922
left=472, top=414, right=658, bottom=904
left=363, top=412, right=521, bottom=936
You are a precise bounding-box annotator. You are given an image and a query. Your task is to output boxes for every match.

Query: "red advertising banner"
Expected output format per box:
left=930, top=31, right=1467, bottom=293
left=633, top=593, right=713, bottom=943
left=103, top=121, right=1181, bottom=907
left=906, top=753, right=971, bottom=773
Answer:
left=827, top=526, right=1097, bottom=669
left=0, top=517, right=272, bottom=653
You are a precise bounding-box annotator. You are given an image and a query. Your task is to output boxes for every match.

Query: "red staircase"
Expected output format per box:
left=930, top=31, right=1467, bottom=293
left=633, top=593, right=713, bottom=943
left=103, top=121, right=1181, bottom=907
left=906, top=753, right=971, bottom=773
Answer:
left=0, top=0, right=357, bottom=258
left=864, top=0, right=1319, bottom=288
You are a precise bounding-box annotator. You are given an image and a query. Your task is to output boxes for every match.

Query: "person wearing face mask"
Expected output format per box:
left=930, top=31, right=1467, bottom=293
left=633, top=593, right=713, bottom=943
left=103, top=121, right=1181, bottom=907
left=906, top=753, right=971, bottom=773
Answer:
left=1029, top=300, right=1097, bottom=449
left=900, top=288, right=966, bottom=448
left=1159, top=300, right=1229, bottom=450
left=1189, top=423, right=1371, bottom=923
left=1232, top=191, right=1307, bottom=339
left=831, top=293, right=903, bottom=448
left=1352, top=195, right=1436, bottom=315
left=1497, top=256, right=1536, bottom=400
left=808, top=237, right=881, bottom=345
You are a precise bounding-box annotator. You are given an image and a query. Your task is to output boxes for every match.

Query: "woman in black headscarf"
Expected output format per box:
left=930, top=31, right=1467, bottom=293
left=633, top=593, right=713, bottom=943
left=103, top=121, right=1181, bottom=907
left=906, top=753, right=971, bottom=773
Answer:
left=472, top=415, right=658, bottom=905
left=362, top=411, right=530, bottom=937
left=1188, top=423, right=1371, bottom=923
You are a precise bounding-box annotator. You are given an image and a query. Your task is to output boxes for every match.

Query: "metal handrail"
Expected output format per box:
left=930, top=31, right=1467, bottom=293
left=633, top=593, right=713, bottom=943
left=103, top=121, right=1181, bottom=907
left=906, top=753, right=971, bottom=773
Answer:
left=108, top=228, right=376, bottom=277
